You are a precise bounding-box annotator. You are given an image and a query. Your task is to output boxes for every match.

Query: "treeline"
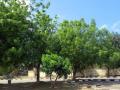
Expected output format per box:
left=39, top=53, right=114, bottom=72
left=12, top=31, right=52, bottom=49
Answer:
left=0, top=0, right=120, bottom=83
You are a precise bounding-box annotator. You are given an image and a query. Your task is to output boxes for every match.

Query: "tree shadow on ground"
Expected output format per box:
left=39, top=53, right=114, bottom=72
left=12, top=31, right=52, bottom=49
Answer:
left=0, top=81, right=120, bottom=90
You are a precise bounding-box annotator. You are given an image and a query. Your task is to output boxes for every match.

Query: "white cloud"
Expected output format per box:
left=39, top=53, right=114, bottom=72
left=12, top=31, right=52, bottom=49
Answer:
left=99, top=21, right=120, bottom=33
left=99, top=24, right=109, bottom=30
left=111, top=21, right=120, bottom=33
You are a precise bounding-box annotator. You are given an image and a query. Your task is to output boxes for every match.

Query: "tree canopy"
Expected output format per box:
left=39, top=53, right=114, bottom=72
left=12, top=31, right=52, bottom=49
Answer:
left=0, top=0, right=120, bottom=83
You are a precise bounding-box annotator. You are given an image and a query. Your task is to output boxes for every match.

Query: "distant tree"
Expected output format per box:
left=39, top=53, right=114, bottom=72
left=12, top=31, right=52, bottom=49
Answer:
left=111, top=33, right=120, bottom=70
left=112, top=33, right=120, bottom=49
left=96, top=28, right=114, bottom=77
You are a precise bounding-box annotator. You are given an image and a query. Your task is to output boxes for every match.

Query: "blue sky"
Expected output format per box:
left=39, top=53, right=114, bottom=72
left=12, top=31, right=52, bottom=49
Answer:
left=46, top=0, right=120, bottom=32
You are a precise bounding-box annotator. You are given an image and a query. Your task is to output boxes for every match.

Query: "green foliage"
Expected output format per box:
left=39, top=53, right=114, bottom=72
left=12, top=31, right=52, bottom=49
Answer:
left=0, top=0, right=31, bottom=71
left=109, top=52, right=120, bottom=68
left=0, top=0, right=54, bottom=76
left=96, top=29, right=113, bottom=67
left=56, top=19, right=97, bottom=79
left=1, top=0, right=120, bottom=80
left=42, top=53, right=71, bottom=79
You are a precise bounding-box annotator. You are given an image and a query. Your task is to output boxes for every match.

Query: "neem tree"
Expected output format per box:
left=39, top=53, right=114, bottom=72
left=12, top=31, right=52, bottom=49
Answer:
left=0, top=0, right=32, bottom=84
left=0, top=0, right=56, bottom=83
left=57, top=19, right=97, bottom=79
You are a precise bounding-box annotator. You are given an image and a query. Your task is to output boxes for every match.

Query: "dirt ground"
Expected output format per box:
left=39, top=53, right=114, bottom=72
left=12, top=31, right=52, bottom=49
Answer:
left=0, top=81, right=120, bottom=90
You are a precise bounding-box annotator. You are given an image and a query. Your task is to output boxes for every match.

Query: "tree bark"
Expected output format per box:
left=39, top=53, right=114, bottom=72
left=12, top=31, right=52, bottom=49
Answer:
left=51, top=74, right=59, bottom=88
left=55, top=74, right=59, bottom=82
left=72, top=68, right=77, bottom=80
left=107, top=67, right=110, bottom=77
left=36, top=63, right=40, bottom=82
left=80, top=70, right=85, bottom=77
left=8, top=79, right=11, bottom=85
left=50, top=74, right=52, bottom=81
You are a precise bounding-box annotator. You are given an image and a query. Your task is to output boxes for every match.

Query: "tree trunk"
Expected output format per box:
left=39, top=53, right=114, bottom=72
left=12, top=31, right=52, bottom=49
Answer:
left=36, top=63, right=40, bottom=82
left=107, top=67, right=110, bottom=77
left=80, top=70, right=85, bottom=77
left=50, top=74, right=53, bottom=88
left=72, top=68, right=77, bottom=80
left=55, top=74, right=59, bottom=82
left=51, top=74, right=59, bottom=88
left=8, top=79, right=11, bottom=85
left=50, top=74, right=52, bottom=81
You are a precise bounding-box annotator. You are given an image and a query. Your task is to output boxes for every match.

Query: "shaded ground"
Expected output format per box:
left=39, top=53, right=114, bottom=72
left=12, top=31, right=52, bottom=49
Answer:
left=0, top=81, right=78, bottom=90
left=0, top=81, right=120, bottom=90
